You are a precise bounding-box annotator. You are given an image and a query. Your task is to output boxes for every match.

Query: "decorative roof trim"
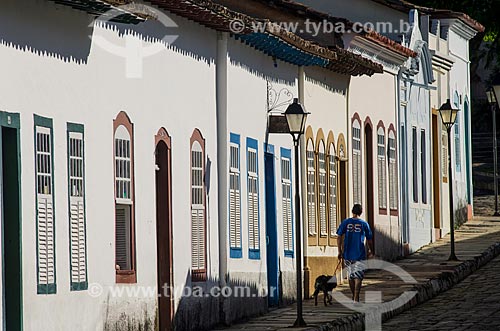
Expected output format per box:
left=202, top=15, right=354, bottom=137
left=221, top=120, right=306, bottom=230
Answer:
left=371, top=0, right=484, bottom=33
left=430, top=50, right=454, bottom=72
left=350, top=36, right=409, bottom=68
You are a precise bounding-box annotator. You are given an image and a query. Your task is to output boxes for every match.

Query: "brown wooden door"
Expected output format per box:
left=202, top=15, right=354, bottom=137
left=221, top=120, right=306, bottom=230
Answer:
left=155, top=129, right=173, bottom=331
left=365, top=124, right=375, bottom=251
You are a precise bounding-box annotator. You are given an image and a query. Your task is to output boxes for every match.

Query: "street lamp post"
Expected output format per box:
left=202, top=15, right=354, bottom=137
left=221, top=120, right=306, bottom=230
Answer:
left=438, top=99, right=460, bottom=261
left=268, top=98, right=309, bottom=327
left=487, top=85, right=500, bottom=216
left=284, top=98, right=309, bottom=327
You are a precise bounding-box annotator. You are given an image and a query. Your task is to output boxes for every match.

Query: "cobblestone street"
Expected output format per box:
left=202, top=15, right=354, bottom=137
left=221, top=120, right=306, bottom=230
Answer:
left=383, top=255, right=500, bottom=330
left=215, top=217, right=500, bottom=330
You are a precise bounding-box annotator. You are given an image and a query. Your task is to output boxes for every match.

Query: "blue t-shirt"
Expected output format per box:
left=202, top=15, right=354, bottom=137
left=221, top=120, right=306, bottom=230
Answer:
left=336, top=217, right=373, bottom=261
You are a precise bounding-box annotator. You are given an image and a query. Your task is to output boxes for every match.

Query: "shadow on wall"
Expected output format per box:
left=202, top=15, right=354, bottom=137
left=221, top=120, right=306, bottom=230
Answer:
left=372, top=223, right=402, bottom=262
left=304, top=66, right=350, bottom=95
left=229, top=39, right=297, bottom=87
left=0, top=0, right=215, bottom=66
left=173, top=271, right=296, bottom=330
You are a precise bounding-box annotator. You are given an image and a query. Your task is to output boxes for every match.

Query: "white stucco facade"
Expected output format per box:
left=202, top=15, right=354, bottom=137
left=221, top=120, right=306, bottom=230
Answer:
left=0, top=0, right=220, bottom=329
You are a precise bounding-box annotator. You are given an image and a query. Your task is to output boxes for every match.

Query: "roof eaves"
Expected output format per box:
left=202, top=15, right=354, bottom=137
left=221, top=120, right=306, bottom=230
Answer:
left=51, top=0, right=149, bottom=23
left=371, top=0, right=484, bottom=33
left=362, top=31, right=418, bottom=58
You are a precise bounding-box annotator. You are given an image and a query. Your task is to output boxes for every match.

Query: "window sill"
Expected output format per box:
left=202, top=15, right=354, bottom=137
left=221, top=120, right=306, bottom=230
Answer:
left=230, top=248, right=242, bottom=258
left=192, top=269, right=207, bottom=282
left=116, top=270, right=137, bottom=284
left=249, top=249, right=260, bottom=260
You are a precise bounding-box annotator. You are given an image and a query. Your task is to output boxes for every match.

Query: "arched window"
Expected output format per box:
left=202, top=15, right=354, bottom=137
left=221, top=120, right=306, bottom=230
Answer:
left=306, top=139, right=317, bottom=236
left=377, top=125, right=387, bottom=212
left=114, top=111, right=136, bottom=283
left=318, top=140, right=327, bottom=237
left=388, top=128, right=398, bottom=212
left=327, top=143, right=337, bottom=236
left=191, top=129, right=207, bottom=281
left=352, top=118, right=362, bottom=204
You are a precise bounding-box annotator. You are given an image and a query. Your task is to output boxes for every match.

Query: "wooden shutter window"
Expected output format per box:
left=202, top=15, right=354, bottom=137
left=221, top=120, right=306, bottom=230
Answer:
left=281, top=149, right=293, bottom=256
left=377, top=127, right=387, bottom=212
left=68, top=127, right=88, bottom=291
left=306, top=140, right=317, bottom=236
left=352, top=120, right=362, bottom=204
left=328, top=144, right=337, bottom=236
left=247, top=140, right=260, bottom=259
left=115, top=205, right=131, bottom=270
left=388, top=130, right=398, bottom=213
left=190, top=134, right=207, bottom=281
left=229, top=134, right=242, bottom=258
left=113, top=113, right=136, bottom=284
left=318, top=143, right=327, bottom=237
left=421, top=130, right=427, bottom=204
left=441, top=124, right=448, bottom=181
left=35, top=122, right=56, bottom=295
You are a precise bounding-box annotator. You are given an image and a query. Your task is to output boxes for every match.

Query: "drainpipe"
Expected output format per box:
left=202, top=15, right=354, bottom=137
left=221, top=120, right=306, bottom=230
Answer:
left=297, top=66, right=309, bottom=298
left=216, top=31, right=228, bottom=322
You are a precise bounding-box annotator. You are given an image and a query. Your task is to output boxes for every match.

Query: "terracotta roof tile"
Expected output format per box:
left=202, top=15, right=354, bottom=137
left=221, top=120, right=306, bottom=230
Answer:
left=372, top=0, right=485, bottom=33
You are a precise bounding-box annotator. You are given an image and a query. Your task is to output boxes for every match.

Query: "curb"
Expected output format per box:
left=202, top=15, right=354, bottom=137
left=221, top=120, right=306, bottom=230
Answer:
left=310, top=242, right=500, bottom=331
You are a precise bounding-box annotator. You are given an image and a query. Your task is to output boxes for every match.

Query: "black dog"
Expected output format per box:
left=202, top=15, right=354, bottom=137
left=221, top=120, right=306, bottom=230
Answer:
left=313, top=275, right=337, bottom=306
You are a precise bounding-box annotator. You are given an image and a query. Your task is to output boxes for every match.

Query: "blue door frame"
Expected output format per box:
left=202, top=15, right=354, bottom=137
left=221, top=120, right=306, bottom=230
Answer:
left=264, top=144, right=279, bottom=307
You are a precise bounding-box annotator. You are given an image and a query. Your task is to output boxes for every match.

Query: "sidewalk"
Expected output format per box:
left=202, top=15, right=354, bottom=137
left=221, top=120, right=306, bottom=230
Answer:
left=215, top=216, right=500, bottom=331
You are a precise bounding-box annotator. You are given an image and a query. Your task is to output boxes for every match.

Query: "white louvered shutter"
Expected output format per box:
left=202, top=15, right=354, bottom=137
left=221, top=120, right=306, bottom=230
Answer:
left=318, top=147, right=327, bottom=236
left=247, top=148, right=259, bottom=251
left=191, top=208, right=205, bottom=270
left=68, top=132, right=87, bottom=286
left=441, top=127, right=448, bottom=178
left=38, top=198, right=55, bottom=286
left=328, top=150, right=337, bottom=236
left=70, top=200, right=85, bottom=283
left=36, top=127, right=56, bottom=289
left=306, top=144, right=317, bottom=236
left=281, top=157, right=292, bottom=252
left=388, top=133, right=398, bottom=210
left=191, top=143, right=206, bottom=271
left=377, top=129, right=387, bottom=209
left=229, top=144, right=241, bottom=250
left=352, top=121, right=362, bottom=204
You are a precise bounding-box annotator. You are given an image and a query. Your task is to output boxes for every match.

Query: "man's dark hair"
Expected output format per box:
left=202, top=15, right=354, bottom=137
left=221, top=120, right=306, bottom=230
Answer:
left=352, top=204, right=363, bottom=216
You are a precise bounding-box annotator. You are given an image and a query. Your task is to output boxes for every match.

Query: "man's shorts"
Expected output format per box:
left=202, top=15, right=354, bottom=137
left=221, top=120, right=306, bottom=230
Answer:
left=344, top=260, right=366, bottom=280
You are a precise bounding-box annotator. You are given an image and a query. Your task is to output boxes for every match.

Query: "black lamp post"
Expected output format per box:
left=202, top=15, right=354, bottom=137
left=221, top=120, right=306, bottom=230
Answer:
left=267, top=97, right=309, bottom=327
left=486, top=84, right=500, bottom=216
left=438, top=99, right=460, bottom=261
left=284, top=98, right=309, bottom=328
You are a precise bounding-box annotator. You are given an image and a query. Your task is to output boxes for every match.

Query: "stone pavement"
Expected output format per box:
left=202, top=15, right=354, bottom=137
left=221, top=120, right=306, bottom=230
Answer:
left=214, top=217, right=500, bottom=331
left=382, top=254, right=500, bottom=331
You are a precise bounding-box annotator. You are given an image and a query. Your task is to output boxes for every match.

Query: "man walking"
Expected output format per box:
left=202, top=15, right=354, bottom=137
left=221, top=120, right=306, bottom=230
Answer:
left=336, top=204, right=374, bottom=302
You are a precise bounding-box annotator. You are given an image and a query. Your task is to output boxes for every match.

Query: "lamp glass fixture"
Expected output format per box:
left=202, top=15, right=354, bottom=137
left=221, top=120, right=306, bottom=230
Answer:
left=492, top=75, right=500, bottom=106
left=486, top=87, right=497, bottom=105
left=438, top=99, right=460, bottom=129
left=285, top=98, right=309, bottom=135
